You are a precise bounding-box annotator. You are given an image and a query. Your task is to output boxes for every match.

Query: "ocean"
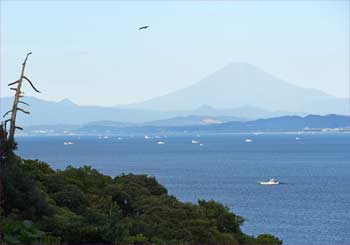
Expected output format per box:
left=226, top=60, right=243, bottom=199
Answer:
left=16, top=133, right=350, bottom=245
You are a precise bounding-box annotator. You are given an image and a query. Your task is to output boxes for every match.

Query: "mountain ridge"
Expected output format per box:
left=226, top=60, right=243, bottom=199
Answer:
left=0, top=96, right=296, bottom=125
left=126, top=62, right=348, bottom=114
left=1, top=63, right=348, bottom=126
left=20, top=114, right=350, bottom=136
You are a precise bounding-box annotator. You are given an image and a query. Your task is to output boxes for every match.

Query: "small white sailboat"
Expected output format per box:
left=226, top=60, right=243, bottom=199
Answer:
left=157, top=141, right=165, bottom=145
left=245, top=139, right=253, bottom=143
left=144, top=135, right=151, bottom=140
left=259, top=178, right=279, bottom=185
left=63, top=141, right=74, bottom=145
left=192, top=140, right=199, bottom=144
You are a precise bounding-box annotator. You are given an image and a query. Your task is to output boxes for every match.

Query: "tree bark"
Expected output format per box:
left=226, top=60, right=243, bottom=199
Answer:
left=8, top=53, right=31, bottom=142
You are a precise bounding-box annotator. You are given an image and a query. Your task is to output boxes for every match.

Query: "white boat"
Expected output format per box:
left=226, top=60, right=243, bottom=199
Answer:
left=157, top=141, right=165, bottom=145
left=192, top=140, right=199, bottom=144
left=144, top=135, right=151, bottom=140
left=259, top=178, right=279, bottom=185
left=295, top=137, right=301, bottom=140
left=199, top=143, right=204, bottom=146
left=245, top=139, right=253, bottom=142
left=63, top=141, right=74, bottom=145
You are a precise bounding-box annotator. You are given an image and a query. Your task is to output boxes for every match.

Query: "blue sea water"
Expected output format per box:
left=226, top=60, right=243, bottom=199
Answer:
left=16, top=133, right=350, bottom=245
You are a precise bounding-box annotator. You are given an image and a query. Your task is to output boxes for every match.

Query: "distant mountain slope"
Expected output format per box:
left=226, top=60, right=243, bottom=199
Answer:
left=21, top=114, right=350, bottom=136
left=191, top=105, right=298, bottom=119
left=2, top=63, right=347, bottom=126
left=207, top=114, right=350, bottom=131
left=144, top=115, right=241, bottom=127
left=0, top=96, right=290, bottom=126
left=71, top=114, right=350, bottom=135
left=0, top=96, right=171, bottom=125
left=127, top=62, right=348, bottom=114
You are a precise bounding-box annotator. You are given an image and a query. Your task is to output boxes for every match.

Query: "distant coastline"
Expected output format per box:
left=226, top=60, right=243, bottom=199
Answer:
left=14, top=114, right=350, bottom=137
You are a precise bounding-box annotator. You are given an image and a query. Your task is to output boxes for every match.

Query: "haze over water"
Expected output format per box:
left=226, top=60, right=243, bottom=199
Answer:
left=16, top=133, right=350, bottom=245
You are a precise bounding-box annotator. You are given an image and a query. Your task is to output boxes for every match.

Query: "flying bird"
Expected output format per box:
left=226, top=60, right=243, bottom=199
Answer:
left=138, top=25, right=149, bottom=30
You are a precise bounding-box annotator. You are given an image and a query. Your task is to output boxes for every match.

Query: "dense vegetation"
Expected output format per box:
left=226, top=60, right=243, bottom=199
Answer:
left=0, top=140, right=282, bottom=244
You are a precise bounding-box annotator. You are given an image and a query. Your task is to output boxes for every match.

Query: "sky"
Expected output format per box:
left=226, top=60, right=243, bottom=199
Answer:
left=0, top=0, right=349, bottom=106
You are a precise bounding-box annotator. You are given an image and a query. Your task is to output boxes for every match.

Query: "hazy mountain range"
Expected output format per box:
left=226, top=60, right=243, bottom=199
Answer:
left=21, top=114, right=350, bottom=136
left=207, top=114, right=350, bottom=132
left=0, top=96, right=294, bottom=126
left=1, top=62, right=348, bottom=127
left=80, top=114, right=350, bottom=132
left=127, top=62, right=348, bottom=114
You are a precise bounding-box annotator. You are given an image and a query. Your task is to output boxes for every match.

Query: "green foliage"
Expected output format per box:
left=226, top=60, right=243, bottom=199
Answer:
left=0, top=155, right=52, bottom=219
left=256, top=234, right=283, bottom=245
left=0, top=218, right=43, bottom=244
left=199, top=199, right=245, bottom=233
left=51, top=184, right=87, bottom=213
left=127, top=234, right=149, bottom=244
left=1, top=156, right=283, bottom=244
left=58, top=165, right=112, bottom=193
left=0, top=217, right=61, bottom=244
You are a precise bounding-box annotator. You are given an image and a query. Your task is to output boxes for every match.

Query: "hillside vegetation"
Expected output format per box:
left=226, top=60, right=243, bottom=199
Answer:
left=0, top=141, right=282, bottom=244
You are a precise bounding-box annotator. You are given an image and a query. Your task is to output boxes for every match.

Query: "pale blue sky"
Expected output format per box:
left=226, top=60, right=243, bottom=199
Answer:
left=1, top=0, right=349, bottom=106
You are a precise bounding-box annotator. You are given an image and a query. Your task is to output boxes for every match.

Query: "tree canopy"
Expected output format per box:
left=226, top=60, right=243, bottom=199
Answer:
left=0, top=148, right=282, bottom=244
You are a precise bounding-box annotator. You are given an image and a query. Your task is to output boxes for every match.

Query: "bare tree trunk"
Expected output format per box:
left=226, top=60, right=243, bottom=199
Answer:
left=0, top=53, right=39, bottom=244
left=0, top=125, right=5, bottom=243
left=8, top=53, right=31, bottom=142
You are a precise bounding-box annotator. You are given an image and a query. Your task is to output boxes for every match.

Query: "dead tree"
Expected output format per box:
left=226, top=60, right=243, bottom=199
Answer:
left=2, top=52, right=40, bottom=142
left=0, top=52, right=40, bottom=241
left=0, top=53, right=40, bottom=226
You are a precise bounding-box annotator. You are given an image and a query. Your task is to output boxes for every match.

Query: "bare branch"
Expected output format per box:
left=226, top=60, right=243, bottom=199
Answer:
left=22, top=52, right=32, bottom=65
left=23, top=76, right=40, bottom=93
left=15, top=126, right=23, bottom=130
left=10, top=88, right=18, bottom=91
left=3, top=110, right=13, bottom=118
left=18, top=101, right=30, bottom=106
left=8, top=80, right=19, bottom=86
left=17, top=108, right=30, bottom=114
left=4, top=119, right=11, bottom=131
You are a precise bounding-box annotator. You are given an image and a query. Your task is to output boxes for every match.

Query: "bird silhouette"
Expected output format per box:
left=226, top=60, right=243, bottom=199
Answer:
left=138, top=25, right=149, bottom=30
